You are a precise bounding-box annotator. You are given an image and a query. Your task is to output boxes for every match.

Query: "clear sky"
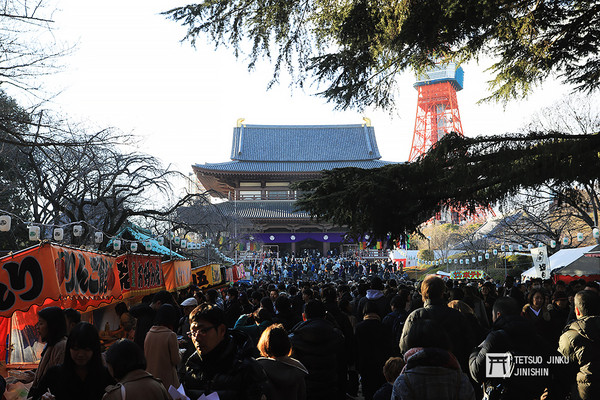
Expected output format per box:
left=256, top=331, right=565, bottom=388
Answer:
left=35, top=0, right=573, bottom=175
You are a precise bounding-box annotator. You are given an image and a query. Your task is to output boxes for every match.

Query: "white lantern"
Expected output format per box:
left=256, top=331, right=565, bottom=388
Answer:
left=550, top=240, right=557, bottom=248
left=577, top=232, right=584, bottom=242
left=500, top=245, right=505, bottom=252
left=113, top=239, right=121, bottom=251
left=53, top=228, right=64, bottom=241
left=508, top=245, right=514, bottom=252
left=180, top=239, right=187, bottom=248
left=73, top=225, right=83, bottom=237
left=485, top=253, right=490, bottom=260
left=493, top=249, right=498, bottom=255
left=187, top=241, right=194, bottom=249
left=454, top=259, right=457, bottom=264
left=518, top=244, right=523, bottom=251
left=466, top=259, right=470, bottom=265
left=472, top=257, right=476, bottom=263
left=145, top=240, right=152, bottom=251
left=562, top=237, right=570, bottom=246
left=157, top=236, right=164, bottom=246
left=593, top=228, right=600, bottom=239
left=538, top=242, right=544, bottom=248
left=95, top=232, right=104, bottom=243
left=130, top=242, right=138, bottom=252
left=478, top=255, right=482, bottom=262
left=28, top=226, right=40, bottom=241
left=0, top=215, right=11, bottom=232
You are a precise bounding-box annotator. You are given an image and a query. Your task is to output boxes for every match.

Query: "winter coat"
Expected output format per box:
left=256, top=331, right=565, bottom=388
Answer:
left=29, top=337, right=67, bottom=397
left=357, top=290, right=390, bottom=319
left=289, top=318, right=345, bottom=400
left=521, top=303, right=552, bottom=342
left=31, top=363, right=114, bottom=400
left=400, top=299, right=475, bottom=372
left=103, top=370, right=170, bottom=400
left=181, top=329, right=270, bottom=400
left=392, top=347, right=474, bottom=400
left=382, top=309, right=408, bottom=352
left=558, top=315, right=600, bottom=400
left=144, top=325, right=181, bottom=391
left=256, top=356, right=308, bottom=400
left=355, top=314, right=395, bottom=400
left=469, top=314, right=553, bottom=400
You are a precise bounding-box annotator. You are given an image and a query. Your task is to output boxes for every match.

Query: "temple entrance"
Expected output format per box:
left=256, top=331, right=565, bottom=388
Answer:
left=296, top=238, right=322, bottom=257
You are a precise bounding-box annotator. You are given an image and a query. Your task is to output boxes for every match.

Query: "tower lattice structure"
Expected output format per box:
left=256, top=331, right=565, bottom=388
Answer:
left=409, top=63, right=464, bottom=162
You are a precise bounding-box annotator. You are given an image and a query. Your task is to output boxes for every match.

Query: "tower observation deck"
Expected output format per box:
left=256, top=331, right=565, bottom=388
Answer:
left=409, top=62, right=464, bottom=162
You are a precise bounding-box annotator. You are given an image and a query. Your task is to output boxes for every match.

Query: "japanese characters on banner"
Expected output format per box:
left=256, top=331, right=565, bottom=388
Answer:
left=450, top=270, right=486, bottom=280
left=162, top=260, right=192, bottom=291
left=192, top=264, right=223, bottom=288
left=531, top=246, right=550, bottom=279
left=116, top=254, right=163, bottom=298
left=232, top=264, right=245, bottom=281
left=0, top=243, right=122, bottom=318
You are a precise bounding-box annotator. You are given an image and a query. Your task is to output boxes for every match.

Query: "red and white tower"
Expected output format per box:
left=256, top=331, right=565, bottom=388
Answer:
left=408, top=63, right=464, bottom=162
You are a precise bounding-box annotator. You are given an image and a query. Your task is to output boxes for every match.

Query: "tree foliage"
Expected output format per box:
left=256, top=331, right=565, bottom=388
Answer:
left=293, top=131, right=600, bottom=239
left=164, top=0, right=600, bottom=110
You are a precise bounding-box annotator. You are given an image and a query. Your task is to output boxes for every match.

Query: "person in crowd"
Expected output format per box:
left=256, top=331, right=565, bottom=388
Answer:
left=29, top=322, right=115, bottom=400
left=180, top=303, right=271, bottom=400
left=234, top=307, right=273, bottom=347
left=178, top=297, right=198, bottom=339
left=464, top=285, right=490, bottom=329
left=393, top=319, right=475, bottom=400
left=400, top=275, right=475, bottom=372
left=104, top=339, right=170, bottom=400
left=357, top=276, right=390, bottom=319
left=224, top=288, right=243, bottom=328
left=548, top=290, right=571, bottom=344
left=63, top=309, right=81, bottom=335
left=558, top=290, right=600, bottom=400
left=256, top=324, right=308, bottom=400
left=521, top=288, right=552, bottom=341
left=373, top=357, right=404, bottom=400
left=470, top=297, right=554, bottom=400
left=144, top=304, right=181, bottom=392
left=273, top=295, right=303, bottom=331
left=29, top=306, right=68, bottom=395
left=289, top=299, right=345, bottom=400
left=382, top=293, right=409, bottom=351
left=355, top=301, right=395, bottom=400
left=448, top=300, right=488, bottom=345
left=130, top=291, right=176, bottom=349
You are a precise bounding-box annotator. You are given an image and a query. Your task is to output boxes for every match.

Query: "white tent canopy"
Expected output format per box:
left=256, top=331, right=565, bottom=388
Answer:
left=521, top=245, right=599, bottom=281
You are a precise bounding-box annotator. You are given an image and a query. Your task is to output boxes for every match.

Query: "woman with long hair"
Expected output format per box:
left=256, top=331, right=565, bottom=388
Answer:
left=28, top=306, right=68, bottom=397
left=29, top=322, right=115, bottom=400
left=104, top=339, right=170, bottom=400
left=256, top=323, right=307, bottom=400
left=144, top=304, right=181, bottom=391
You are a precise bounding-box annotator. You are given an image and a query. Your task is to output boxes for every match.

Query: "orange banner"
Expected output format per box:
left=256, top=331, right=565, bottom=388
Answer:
left=115, top=254, right=164, bottom=298
left=162, top=260, right=192, bottom=291
left=191, top=264, right=222, bottom=288
left=0, top=243, right=121, bottom=318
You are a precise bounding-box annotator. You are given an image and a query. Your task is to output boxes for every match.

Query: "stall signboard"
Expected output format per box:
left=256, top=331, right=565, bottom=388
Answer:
left=116, top=254, right=163, bottom=298
left=450, top=270, right=486, bottom=280
left=191, top=264, right=222, bottom=288
left=162, top=260, right=192, bottom=291
left=0, top=243, right=121, bottom=318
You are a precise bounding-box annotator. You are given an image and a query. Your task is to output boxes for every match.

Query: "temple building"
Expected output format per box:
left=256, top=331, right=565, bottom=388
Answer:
left=191, top=120, right=395, bottom=256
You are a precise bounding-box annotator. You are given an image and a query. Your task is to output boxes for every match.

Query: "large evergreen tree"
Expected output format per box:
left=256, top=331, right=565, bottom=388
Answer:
left=165, top=0, right=600, bottom=110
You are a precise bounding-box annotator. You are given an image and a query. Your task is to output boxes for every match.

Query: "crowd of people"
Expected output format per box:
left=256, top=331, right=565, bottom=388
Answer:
left=1, top=259, right=598, bottom=400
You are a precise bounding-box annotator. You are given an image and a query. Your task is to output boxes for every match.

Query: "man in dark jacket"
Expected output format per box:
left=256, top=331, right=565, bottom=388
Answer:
left=289, top=299, right=345, bottom=400
left=470, top=296, right=554, bottom=400
left=400, top=275, right=475, bottom=372
left=181, top=303, right=271, bottom=400
left=558, top=290, right=600, bottom=400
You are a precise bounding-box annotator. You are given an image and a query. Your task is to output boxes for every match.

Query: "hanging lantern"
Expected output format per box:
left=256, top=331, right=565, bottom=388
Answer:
left=518, top=244, right=523, bottom=251
left=485, top=253, right=490, bottom=260
left=187, top=241, right=194, bottom=249
left=478, top=255, right=482, bottom=262
left=173, top=237, right=181, bottom=245
left=577, top=232, right=584, bottom=242
left=493, top=249, right=498, bottom=255
left=501, top=245, right=505, bottom=252
left=0, top=215, right=11, bottom=232
left=180, top=239, right=187, bottom=248
left=53, top=228, right=64, bottom=241
left=562, top=237, right=570, bottom=246
left=145, top=240, right=152, bottom=251
left=466, top=259, right=470, bottom=265
left=508, top=245, right=514, bottom=252
left=95, top=232, right=103, bottom=243
left=113, top=239, right=121, bottom=251
left=130, top=242, right=138, bottom=252
left=157, top=236, right=164, bottom=246
left=28, top=226, right=40, bottom=241
left=538, top=242, right=544, bottom=248
left=73, top=225, right=83, bottom=237
left=550, top=240, right=557, bottom=248
left=472, top=257, right=476, bottom=263
left=593, top=228, right=600, bottom=239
